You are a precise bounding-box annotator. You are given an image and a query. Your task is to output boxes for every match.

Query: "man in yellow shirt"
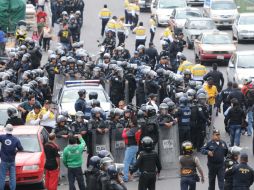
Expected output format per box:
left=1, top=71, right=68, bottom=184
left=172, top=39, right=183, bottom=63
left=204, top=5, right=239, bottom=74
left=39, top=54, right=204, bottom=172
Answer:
left=161, top=23, right=173, bottom=44
left=106, top=16, right=117, bottom=36
left=39, top=100, right=56, bottom=133
left=116, top=17, right=129, bottom=46
left=177, top=56, right=195, bottom=75
left=99, top=4, right=112, bottom=37
left=191, top=63, right=207, bottom=82
left=203, top=77, right=218, bottom=114
left=149, top=14, right=156, bottom=43
left=133, top=22, right=146, bottom=50
left=25, top=104, right=42, bottom=125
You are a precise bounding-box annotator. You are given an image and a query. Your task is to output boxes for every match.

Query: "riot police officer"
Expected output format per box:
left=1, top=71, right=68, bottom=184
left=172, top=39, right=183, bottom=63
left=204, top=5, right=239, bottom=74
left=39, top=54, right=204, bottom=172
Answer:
left=225, top=153, right=254, bottom=190
left=201, top=129, right=228, bottom=190
left=85, top=156, right=101, bottom=190
left=5, top=107, right=24, bottom=126
left=157, top=103, right=175, bottom=129
left=97, top=157, right=113, bottom=190
left=177, top=96, right=191, bottom=148
left=109, top=67, right=124, bottom=106
left=54, top=115, right=72, bottom=139
left=75, top=89, right=87, bottom=114
left=107, top=165, right=127, bottom=190
left=145, top=70, right=160, bottom=96
left=179, top=141, right=205, bottom=190
left=224, top=146, right=241, bottom=190
left=130, top=136, right=162, bottom=190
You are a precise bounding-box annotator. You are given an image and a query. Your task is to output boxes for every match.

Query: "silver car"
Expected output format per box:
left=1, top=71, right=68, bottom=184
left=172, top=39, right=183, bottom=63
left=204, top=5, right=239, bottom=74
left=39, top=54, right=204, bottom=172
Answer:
left=170, top=7, right=203, bottom=35
left=232, top=13, right=254, bottom=43
left=182, top=18, right=217, bottom=49
left=227, top=51, right=254, bottom=88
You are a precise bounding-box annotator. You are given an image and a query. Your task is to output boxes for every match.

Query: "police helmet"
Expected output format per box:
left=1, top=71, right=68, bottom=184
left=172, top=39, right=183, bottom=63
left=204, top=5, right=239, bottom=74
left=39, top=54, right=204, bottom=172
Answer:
left=167, top=101, right=176, bottom=112
left=162, top=97, right=172, bottom=104
left=179, top=96, right=189, bottom=106
left=77, top=60, right=84, bottom=67
left=100, top=157, right=114, bottom=169
left=20, top=45, right=27, bottom=51
left=78, top=89, right=86, bottom=97
left=188, top=81, right=196, bottom=89
left=98, top=150, right=111, bottom=158
left=197, top=93, right=207, bottom=103
left=182, top=141, right=193, bottom=155
left=156, top=68, right=165, bottom=76
left=91, top=107, right=101, bottom=118
left=146, top=105, right=156, bottom=117
left=67, top=56, right=76, bottom=64
left=103, top=53, right=111, bottom=59
left=187, top=89, right=196, bottom=99
left=62, top=11, right=68, bottom=16
left=91, top=99, right=101, bottom=107
left=89, top=156, right=101, bottom=169
left=22, top=70, right=32, bottom=80
left=7, top=107, right=18, bottom=118
left=159, top=103, right=168, bottom=115
left=180, top=55, right=187, bottom=61
left=13, top=85, right=22, bottom=92
left=61, top=56, right=67, bottom=62
left=107, top=165, right=118, bottom=179
left=49, top=53, right=57, bottom=61
left=228, top=146, right=242, bottom=157
left=140, top=104, right=147, bottom=112
left=57, top=115, right=67, bottom=123
left=75, top=111, right=85, bottom=119
left=60, top=111, right=70, bottom=119
left=183, top=69, right=191, bottom=76
left=197, top=88, right=207, bottom=96
left=6, top=82, right=15, bottom=89
left=89, top=91, right=98, bottom=100
left=147, top=70, right=157, bottom=79
left=141, top=136, right=154, bottom=151
left=137, top=110, right=144, bottom=119
left=137, top=44, right=145, bottom=51
left=75, top=10, right=81, bottom=15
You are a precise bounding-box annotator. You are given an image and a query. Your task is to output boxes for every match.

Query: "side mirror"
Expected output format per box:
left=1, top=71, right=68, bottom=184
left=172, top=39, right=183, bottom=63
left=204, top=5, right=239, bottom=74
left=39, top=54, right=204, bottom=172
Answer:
left=229, top=63, right=234, bottom=68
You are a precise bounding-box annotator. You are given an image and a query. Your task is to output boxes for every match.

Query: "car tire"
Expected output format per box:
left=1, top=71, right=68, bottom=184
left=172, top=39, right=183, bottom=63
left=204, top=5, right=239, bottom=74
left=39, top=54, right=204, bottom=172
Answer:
left=187, top=38, right=193, bottom=49
left=194, top=50, right=199, bottom=63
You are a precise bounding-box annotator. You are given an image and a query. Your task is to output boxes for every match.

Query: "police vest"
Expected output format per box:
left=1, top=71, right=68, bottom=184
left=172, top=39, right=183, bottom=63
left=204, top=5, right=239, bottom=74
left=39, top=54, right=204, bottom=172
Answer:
left=100, top=8, right=111, bottom=19
left=116, top=21, right=125, bottom=33
left=180, top=106, right=191, bottom=126
left=180, top=155, right=196, bottom=176
left=107, top=20, right=116, bottom=30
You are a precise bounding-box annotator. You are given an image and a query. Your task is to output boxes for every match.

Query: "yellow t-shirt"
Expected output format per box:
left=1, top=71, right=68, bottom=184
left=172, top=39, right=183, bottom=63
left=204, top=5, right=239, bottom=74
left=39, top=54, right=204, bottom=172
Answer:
left=203, top=84, right=218, bottom=105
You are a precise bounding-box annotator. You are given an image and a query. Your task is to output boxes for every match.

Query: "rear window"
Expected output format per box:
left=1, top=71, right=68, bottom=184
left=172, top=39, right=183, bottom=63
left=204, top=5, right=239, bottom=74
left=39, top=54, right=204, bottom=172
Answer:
left=61, top=88, right=107, bottom=103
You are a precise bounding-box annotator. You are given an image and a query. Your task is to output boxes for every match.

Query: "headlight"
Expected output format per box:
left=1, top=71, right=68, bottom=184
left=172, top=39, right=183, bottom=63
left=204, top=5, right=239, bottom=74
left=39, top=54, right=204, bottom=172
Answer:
left=23, top=165, right=39, bottom=171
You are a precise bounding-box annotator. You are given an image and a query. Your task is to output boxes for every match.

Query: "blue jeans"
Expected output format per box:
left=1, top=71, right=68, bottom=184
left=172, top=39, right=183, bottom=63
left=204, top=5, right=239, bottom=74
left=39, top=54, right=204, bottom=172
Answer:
left=247, top=110, right=253, bottom=135
left=123, top=145, right=138, bottom=181
left=229, top=124, right=241, bottom=146
left=180, top=176, right=196, bottom=190
left=0, top=161, right=16, bottom=190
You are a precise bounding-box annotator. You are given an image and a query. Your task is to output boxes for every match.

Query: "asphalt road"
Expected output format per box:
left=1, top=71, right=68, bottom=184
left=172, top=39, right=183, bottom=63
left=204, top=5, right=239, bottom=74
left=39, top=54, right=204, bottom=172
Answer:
left=15, top=0, right=254, bottom=189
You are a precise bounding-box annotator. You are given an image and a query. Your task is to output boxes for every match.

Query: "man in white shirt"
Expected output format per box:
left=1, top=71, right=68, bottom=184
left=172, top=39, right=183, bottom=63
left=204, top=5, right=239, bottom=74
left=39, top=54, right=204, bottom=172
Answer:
left=146, top=93, right=158, bottom=113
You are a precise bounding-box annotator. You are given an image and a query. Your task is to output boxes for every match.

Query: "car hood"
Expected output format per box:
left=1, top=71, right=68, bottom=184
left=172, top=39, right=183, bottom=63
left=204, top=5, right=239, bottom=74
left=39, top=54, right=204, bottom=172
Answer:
left=236, top=68, right=254, bottom=79
left=237, top=25, right=254, bottom=31
left=15, top=152, right=42, bottom=166
left=61, top=102, right=111, bottom=115
left=156, top=8, right=173, bottom=16
left=211, top=9, right=238, bottom=16
left=175, top=19, right=186, bottom=28
left=201, top=44, right=236, bottom=51
left=188, top=29, right=216, bottom=35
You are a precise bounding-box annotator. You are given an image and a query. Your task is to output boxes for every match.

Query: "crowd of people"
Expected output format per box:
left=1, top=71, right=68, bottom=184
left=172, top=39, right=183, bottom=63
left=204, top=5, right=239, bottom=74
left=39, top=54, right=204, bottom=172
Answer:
left=1, top=0, right=254, bottom=190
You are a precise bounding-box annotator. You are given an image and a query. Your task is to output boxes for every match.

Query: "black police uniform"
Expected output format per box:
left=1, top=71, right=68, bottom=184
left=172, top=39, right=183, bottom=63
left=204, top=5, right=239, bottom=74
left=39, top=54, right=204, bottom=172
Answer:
left=201, top=139, right=228, bottom=190
left=218, top=87, right=233, bottom=113
left=130, top=150, right=162, bottom=190
left=226, top=162, right=254, bottom=190
left=110, top=75, right=124, bottom=106
left=97, top=170, right=110, bottom=190
left=145, top=47, right=158, bottom=69
left=75, top=98, right=87, bottom=114
left=5, top=116, right=24, bottom=126
left=107, top=180, right=127, bottom=190
left=227, top=88, right=245, bottom=108
left=224, top=158, right=238, bottom=190
left=85, top=167, right=101, bottom=190
left=145, top=79, right=160, bottom=96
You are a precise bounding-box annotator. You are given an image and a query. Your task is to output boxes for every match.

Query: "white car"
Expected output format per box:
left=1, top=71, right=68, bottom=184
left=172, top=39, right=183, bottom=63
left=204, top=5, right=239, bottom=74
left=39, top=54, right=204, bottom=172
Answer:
left=151, top=0, right=187, bottom=27
left=227, top=51, right=254, bottom=87
left=232, top=13, right=254, bottom=43
left=170, top=7, right=203, bottom=35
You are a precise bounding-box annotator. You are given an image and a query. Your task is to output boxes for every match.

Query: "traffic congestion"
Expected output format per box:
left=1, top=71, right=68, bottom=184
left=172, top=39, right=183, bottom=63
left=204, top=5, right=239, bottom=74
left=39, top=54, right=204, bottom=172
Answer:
left=0, top=0, right=254, bottom=189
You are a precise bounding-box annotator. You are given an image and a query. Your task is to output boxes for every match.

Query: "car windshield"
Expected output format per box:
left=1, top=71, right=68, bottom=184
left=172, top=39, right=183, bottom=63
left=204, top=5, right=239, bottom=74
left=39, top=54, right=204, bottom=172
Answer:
left=61, top=88, right=107, bottom=103
left=239, top=16, right=254, bottom=25
left=176, top=11, right=202, bottom=19
left=202, top=34, right=232, bottom=44
left=211, top=1, right=236, bottom=10
left=0, top=109, right=9, bottom=126
left=237, top=55, right=254, bottom=68
left=188, top=20, right=216, bottom=29
left=17, top=135, right=41, bottom=152
left=159, top=0, right=186, bottom=8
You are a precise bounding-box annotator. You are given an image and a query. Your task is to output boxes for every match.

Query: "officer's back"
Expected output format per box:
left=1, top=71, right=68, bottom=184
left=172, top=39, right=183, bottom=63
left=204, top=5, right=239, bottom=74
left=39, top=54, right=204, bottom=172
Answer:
left=227, top=153, right=254, bottom=190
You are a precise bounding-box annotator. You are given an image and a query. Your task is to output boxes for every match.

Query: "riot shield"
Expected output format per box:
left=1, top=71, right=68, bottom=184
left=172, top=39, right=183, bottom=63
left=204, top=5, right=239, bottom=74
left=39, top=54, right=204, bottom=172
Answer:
left=52, top=74, right=65, bottom=103
left=104, top=80, right=111, bottom=97
left=110, top=127, right=125, bottom=163
left=56, top=137, right=69, bottom=178
left=124, top=80, right=129, bottom=105
left=92, top=129, right=110, bottom=155
left=158, top=125, right=180, bottom=170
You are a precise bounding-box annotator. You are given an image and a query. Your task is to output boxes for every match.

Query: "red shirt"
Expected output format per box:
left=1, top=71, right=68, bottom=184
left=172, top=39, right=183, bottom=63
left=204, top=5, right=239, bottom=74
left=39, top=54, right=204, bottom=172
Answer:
left=242, top=83, right=253, bottom=96
left=37, top=11, right=47, bottom=23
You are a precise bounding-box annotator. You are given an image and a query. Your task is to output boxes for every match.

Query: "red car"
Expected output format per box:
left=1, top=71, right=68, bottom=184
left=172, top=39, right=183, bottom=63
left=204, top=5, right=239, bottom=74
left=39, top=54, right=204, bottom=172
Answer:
left=0, top=126, right=48, bottom=188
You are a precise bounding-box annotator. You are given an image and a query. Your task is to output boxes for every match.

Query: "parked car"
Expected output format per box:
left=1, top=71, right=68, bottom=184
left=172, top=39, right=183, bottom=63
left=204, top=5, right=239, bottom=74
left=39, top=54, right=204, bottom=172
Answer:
left=194, top=31, right=236, bottom=64
left=56, top=80, right=112, bottom=118
left=232, top=13, right=254, bottom=43
left=139, top=0, right=152, bottom=12
left=203, top=0, right=238, bottom=27
left=170, top=7, right=203, bottom=35
left=183, top=17, right=217, bottom=49
left=227, top=51, right=254, bottom=87
left=151, top=0, right=187, bottom=27
left=0, top=125, right=48, bottom=188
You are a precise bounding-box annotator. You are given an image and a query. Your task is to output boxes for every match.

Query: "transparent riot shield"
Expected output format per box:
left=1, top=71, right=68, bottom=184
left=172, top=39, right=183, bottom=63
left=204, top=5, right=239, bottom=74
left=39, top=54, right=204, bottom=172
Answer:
left=55, top=137, right=69, bottom=179
left=52, top=74, right=65, bottom=102
left=124, top=80, right=129, bottom=105
left=158, top=124, right=180, bottom=170
left=110, top=127, right=125, bottom=163
left=92, top=129, right=111, bottom=155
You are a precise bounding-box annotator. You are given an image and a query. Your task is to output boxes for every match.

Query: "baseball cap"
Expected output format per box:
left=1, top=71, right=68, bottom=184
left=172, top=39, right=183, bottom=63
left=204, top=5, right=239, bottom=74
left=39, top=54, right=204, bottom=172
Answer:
left=5, top=124, right=13, bottom=134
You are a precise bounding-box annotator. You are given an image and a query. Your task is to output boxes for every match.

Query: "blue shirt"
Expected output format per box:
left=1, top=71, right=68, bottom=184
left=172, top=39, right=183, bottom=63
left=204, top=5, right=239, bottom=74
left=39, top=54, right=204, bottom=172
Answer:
left=0, top=134, right=23, bottom=162
left=0, top=31, right=6, bottom=43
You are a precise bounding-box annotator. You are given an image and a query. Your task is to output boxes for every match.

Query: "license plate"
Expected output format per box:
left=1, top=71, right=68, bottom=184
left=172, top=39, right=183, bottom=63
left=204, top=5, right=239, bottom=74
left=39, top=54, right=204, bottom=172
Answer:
left=217, top=55, right=224, bottom=60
